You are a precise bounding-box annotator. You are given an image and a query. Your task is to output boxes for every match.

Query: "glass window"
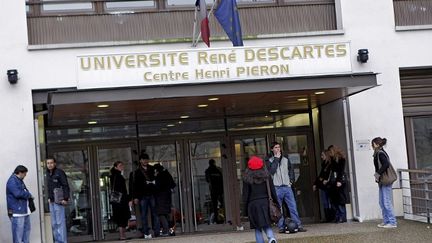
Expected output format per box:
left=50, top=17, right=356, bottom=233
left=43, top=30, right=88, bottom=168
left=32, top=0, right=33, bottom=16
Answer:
left=42, top=0, right=93, bottom=12
left=237, top=0, right=275, bottom=4
left=46, top=125, right=137, bottom=143
left=166, top=0, right=195, bottom=7
left=228, top=113, right=310, bottom=131
left=106, top=1, right=156, bottom=10
left=139, top=119, right=225, bottom=137
left=412, top=116, right=432, bottom=169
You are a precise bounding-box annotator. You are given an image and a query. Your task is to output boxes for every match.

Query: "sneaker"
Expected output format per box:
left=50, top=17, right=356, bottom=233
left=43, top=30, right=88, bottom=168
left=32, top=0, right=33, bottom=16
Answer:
left=144, top=234, right=152, bottom=239
left=278, top=228, right=286, bottom=233
left=298, top=227, right=307, bottom=232
left=269, top=238, right=277, bottom=243
left=377, top=223, right=386, bottom=228
left=382, top=224, right=397, bottom=229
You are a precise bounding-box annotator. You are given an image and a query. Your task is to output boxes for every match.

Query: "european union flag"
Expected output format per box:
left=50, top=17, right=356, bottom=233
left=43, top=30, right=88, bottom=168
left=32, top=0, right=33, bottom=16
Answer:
left=214, top=0, right=243, bottom=46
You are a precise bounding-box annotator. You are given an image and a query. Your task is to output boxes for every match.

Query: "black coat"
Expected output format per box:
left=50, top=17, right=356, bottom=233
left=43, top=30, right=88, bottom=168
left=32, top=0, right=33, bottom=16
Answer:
left=242, top=176, right=279, bottom=229
left=155, top=169, right=176, bottom=215
left=133, top=165, right=157, bottom=199
left=46, top=167, right=70, bottom=201
left=110, top=168, right=131, bottom=227
left=328, top=158, right=348, bottom=205
left=314, top=160, right=332, bottom=190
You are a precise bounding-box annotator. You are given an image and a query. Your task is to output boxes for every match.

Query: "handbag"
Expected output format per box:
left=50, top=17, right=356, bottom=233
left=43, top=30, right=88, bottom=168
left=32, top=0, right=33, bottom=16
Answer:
left=109, top=175, right=123, bottom=204
left=28, top=197, right=36, bottom=213
left=377, top=151, right=397, bottom=186
left=54, top=187, right=64, bottom=204
left=266, top=179, right=282, bottom=223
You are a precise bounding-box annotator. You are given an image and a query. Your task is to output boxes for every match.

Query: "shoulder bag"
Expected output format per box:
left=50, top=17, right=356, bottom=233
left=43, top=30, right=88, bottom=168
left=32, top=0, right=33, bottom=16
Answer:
left=377, top=151, right=397, bottom=186
left=109, top=175, right=123, bottom=204
left=266, top=179, right=282, bottom=223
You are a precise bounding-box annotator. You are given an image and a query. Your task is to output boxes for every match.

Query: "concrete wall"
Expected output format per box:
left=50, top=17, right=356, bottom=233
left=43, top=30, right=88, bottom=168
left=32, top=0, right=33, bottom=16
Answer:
left=1, top=0, right=432, bottom=241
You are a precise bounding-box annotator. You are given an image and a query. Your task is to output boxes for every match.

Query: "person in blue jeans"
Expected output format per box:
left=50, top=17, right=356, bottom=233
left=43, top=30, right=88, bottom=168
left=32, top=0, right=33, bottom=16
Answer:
left=265, top=142, right=307, bottom=233
left=46, top=158, right=70, bottom=243
left=133, top=154, right=160, bottom=238
left=372, top=137, right=397, bottom=228
left=6, top=165, right=33, bottom=243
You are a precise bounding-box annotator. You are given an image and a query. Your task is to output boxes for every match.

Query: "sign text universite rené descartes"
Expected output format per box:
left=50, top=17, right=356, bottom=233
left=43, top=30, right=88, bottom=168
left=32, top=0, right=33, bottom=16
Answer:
left=77, top=43, right=351, bottom=89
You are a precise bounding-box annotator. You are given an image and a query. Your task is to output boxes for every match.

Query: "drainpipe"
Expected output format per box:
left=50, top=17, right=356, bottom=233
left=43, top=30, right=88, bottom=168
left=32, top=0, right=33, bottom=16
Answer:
left=342, top=98, right=362, bottom=222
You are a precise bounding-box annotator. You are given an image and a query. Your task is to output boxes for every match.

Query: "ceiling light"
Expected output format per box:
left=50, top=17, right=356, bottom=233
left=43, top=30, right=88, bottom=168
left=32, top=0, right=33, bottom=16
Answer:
left=314, top=91, right=325, bottom=95
left=161, top=128, right=168, bottom=131
left=167, top=124, right=175, bottom=127
left=180, top=115, right=190, bottom=119
left=178, top=121, right=183, bottom=124
left=270, top=109, right=279, bottom=113
left=97, top=104, right=109, bottom=108
left=83, top=129, right=92, bottom=133
left=208, top=97, right=219, bottom=101
left=88, top=121, right=97, bottom=125
left=265, top=115, right=269, bottom=118
left=237, top=123, right=244, bottom=127
left=198, top=104, right=208, bottom=108
left=297, top=98, right=308, bottom=102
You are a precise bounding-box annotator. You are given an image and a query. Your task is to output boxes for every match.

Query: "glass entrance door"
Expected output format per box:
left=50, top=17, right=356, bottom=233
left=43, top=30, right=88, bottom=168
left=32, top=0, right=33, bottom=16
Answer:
left=96, top=144, right=136, bottom=240
left=49, top=147, right=94, bottom=242
left=275, top=133, right=318, bottom=222
left=140, top=142, right=183, bottom=235
left=189, top=139, right=229, bottom=232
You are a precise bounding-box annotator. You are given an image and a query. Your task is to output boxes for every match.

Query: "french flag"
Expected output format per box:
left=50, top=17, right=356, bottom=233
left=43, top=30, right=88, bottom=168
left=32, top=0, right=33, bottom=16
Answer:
left=196, top=0, right=210, bottom=47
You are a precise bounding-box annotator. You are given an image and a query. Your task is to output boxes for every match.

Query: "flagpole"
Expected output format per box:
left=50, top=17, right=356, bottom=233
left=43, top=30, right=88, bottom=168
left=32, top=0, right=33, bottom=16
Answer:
left=193, top=0, right=218, bottom=47
left=192, top=5, right=198, bottom=47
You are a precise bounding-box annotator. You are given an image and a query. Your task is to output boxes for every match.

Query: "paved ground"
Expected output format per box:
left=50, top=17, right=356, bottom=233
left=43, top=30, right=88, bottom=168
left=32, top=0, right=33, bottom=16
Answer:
left=105, top=219, right=431, bottom=243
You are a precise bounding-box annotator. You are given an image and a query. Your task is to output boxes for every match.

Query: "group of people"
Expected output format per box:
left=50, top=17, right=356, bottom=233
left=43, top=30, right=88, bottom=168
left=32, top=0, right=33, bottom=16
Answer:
left=6, top=137, right=397, bottom=243
left=242, top=138, right=397, bottom=243
left=313, top=145, right=348, bottom=223
left=114, top=153, right=176, bottom=239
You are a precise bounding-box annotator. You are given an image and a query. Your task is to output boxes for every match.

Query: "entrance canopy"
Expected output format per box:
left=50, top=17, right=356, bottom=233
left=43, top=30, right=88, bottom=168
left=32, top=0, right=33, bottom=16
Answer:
left=34, top=73, right=377, bottom=127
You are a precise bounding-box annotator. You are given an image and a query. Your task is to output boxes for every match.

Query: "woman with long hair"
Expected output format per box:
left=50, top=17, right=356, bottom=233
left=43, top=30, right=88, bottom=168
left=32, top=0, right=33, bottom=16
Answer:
left=326, top=145, right=347, bottom=223
left=313, top=149, right=334, bottom=222
left=372, top=137, right=397, bottom=228
left=110, top=161, right=131, bottom=240
left=243, top=156, right=278, bottom=243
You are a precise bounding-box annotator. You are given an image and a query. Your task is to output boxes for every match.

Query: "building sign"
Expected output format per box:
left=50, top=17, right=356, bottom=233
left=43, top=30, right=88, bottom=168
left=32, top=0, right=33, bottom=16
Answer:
left=77, top=42, right=352, bottom=89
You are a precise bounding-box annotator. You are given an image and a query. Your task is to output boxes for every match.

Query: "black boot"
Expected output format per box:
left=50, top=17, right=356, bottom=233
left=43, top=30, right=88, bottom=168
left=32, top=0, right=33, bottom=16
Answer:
left=325, top=208, right=335, bottom=223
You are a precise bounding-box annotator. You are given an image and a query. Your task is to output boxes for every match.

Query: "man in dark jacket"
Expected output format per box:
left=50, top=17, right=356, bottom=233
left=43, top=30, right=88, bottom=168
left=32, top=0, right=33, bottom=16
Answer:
left=265, top=142, right=306, bottom=233
left=133, top=154, right=160, bottom=239
left=46, top=158, right=70, bottom=243
left=205, top=159, right=224, bottom=224
left=6, top=165, right=33, bottom=243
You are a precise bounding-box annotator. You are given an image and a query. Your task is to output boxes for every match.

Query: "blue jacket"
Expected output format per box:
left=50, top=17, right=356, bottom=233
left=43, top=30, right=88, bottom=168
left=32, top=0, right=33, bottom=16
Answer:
left=6, top=174, right=32, bottom=215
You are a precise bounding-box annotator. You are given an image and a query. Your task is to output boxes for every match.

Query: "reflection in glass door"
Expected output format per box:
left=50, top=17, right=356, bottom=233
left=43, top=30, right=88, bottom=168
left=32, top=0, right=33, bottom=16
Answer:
left=51, top=149, right=94, bottom=242
left=276, top=134, right=316, bottom=222
left=96, top=145, right=134, bottom=240
left=233, top=137, right=268, bottom=220
left=189, top=140, right=226, bottom=231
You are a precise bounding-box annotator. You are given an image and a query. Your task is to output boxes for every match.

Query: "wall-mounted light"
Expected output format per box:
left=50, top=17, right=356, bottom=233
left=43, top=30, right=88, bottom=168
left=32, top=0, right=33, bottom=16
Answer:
left=7, top=69, right=18, bottom=84
left=357, top=49, right=369, bottom=63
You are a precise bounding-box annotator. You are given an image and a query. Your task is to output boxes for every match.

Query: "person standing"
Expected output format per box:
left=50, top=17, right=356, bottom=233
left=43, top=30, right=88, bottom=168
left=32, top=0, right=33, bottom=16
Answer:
left=133, top=154, right=160, bottom=239
left=46, top=158, right=70, bottom=243
left=372, top=137, right=397, bottom=228
left=265, top=142, right=306, bottom=233
left=313, top=150, right=334, bottom=222
left=6, top=165, right=33, bottom=243
left=326, top=145, right=347, bottom=223
left=243, top=156, right=278, bottom=243
left=110, top=161, right=131, bottom=240
left=154, top=163, right=176, bottom=236
left=205, top=159, right=224, bottom=224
